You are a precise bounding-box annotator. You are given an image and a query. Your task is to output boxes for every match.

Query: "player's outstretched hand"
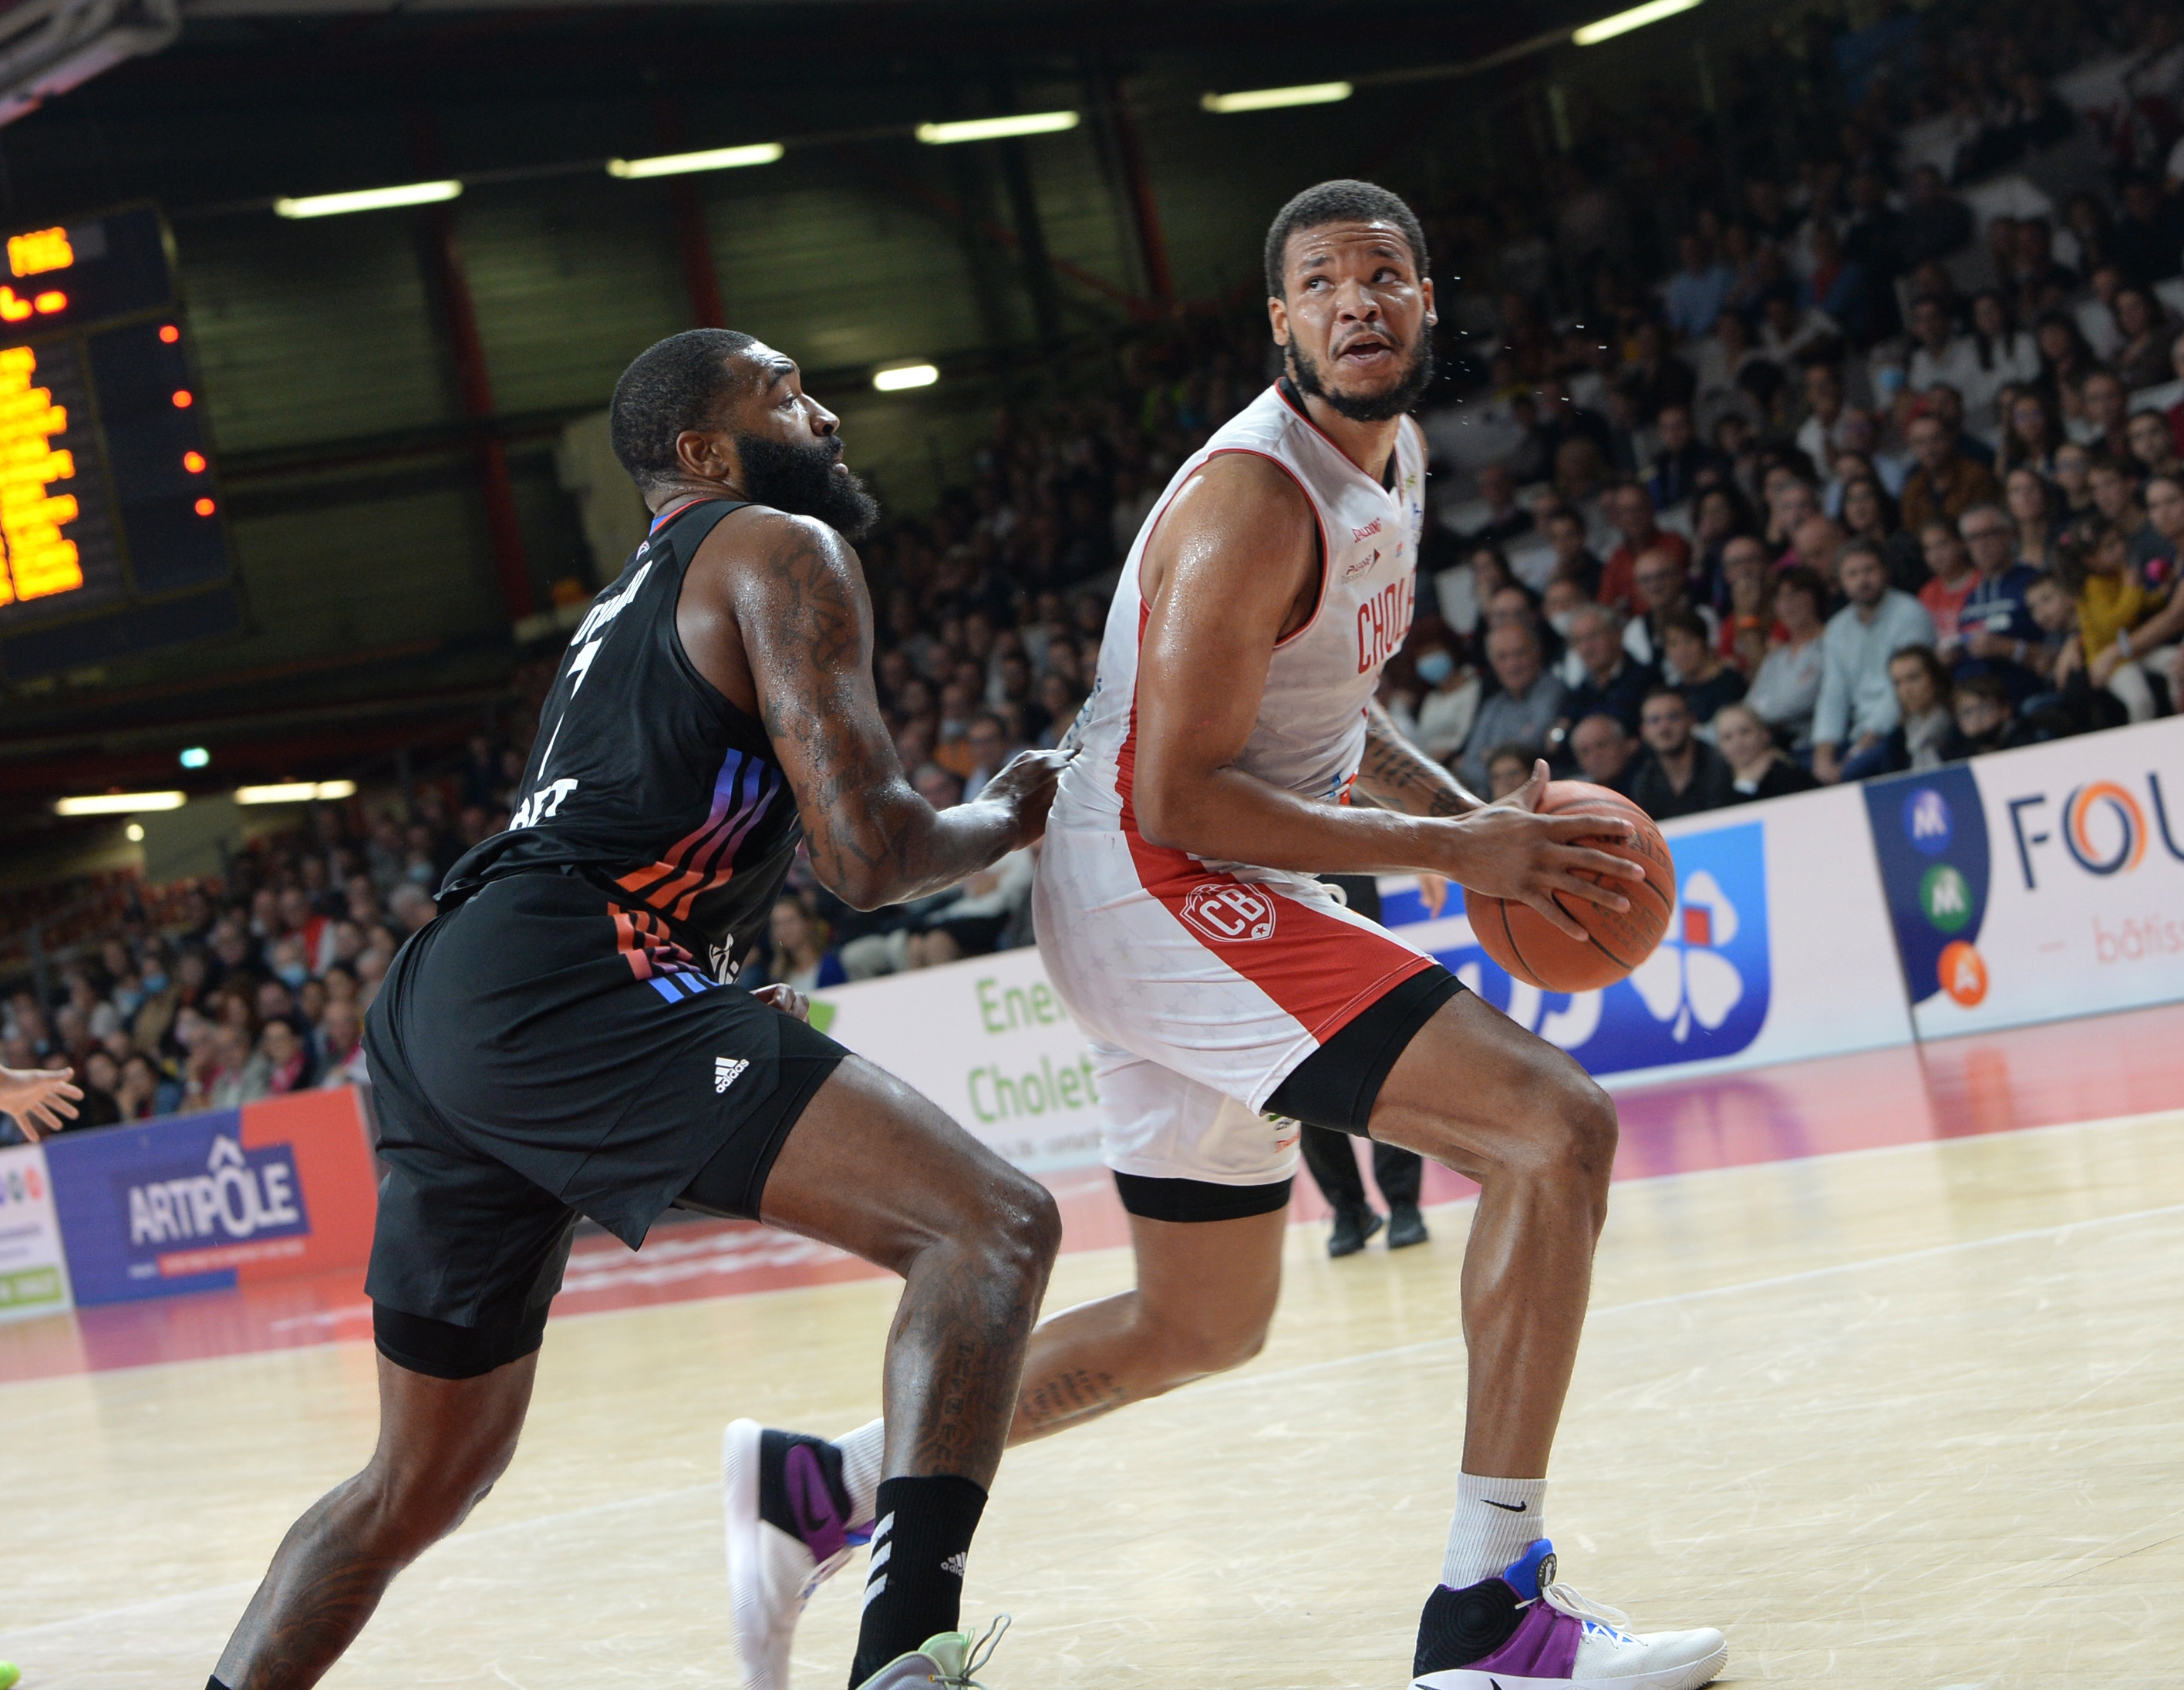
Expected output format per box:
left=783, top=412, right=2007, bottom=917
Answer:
left=973, top=747, right=1073, bottom=848
left=1442, top=760, right=1646, bottom=942
left=751, top=983, right=811, bottom=1023
left=0, top=1063, right=83, bottom=1143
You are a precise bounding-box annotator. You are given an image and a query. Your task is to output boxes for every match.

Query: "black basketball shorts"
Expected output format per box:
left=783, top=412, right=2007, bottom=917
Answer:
left=362, top=870, right=844, bottom=1378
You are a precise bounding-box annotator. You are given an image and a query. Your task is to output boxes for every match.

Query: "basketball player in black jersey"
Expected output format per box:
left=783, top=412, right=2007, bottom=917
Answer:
left=207, top=329, right=1066, bottom=1690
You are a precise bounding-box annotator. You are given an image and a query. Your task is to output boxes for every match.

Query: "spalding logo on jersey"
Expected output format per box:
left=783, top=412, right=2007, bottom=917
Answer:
left=1355, top=574, right=1415, bottom=674
left=1180, top=884, right=1278, bottom=943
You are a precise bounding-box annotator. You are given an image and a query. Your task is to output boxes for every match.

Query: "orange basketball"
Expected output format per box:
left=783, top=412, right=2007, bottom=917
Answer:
left=1469, top=781, right=1676, bottom=992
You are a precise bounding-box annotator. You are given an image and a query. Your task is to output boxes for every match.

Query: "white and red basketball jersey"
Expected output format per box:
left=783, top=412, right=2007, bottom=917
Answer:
left=1053, top=380, right=1426, bottom=836
left=1033, top=381, right=1437, bottom=1187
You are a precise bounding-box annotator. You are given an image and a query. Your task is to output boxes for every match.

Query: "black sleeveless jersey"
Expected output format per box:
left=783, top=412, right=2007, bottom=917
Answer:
left=438, top=497, right=801, bottom=975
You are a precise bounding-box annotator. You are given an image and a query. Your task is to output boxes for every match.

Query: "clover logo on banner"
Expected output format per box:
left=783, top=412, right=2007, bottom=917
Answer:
left=1627, top=869, right=1744, bottom=1044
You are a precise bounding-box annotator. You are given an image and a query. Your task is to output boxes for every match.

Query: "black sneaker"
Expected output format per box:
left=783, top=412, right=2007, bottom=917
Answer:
left=1387, top=1203, right=1430, bottom=1249
left=1327, top=1204, right=1384, bottom=1257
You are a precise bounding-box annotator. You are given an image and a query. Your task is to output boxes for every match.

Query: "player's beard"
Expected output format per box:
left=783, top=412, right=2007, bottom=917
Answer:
left=1286, top=329, right=1434, bottom=422
left=734, top=433, right=881, bottom=541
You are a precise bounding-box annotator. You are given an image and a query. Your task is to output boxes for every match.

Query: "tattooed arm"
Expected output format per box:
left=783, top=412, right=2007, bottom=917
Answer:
left=683, top=509, right=1063, bottom=910
left=1354, top=699, right=1483, bottom=819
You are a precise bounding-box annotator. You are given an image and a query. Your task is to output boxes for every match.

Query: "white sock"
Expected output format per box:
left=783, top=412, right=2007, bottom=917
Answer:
left=835, top=1419, right=886, bottom=1530
left=1441, top=1473, right=1548, bottom=1589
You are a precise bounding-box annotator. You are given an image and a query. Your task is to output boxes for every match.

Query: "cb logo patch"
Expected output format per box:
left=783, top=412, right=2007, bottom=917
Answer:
left=1179, top=883, right=1277, bottom=944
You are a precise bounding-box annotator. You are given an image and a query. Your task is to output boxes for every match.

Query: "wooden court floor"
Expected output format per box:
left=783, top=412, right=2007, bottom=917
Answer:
left=5, top=1010, right=2182, bottom=1689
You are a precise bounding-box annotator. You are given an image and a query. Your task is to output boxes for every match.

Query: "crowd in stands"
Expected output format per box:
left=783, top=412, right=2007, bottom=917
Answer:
left=8, top=0, right=2184, bottom=1136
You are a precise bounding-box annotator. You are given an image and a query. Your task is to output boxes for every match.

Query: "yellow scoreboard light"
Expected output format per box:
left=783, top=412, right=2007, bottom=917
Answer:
left=0, top=345, right=83, bottom=606
left=0, top=205, right=238, bottom=677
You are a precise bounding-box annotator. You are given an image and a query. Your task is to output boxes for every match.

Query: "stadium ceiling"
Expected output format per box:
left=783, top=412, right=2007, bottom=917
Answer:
left=0, top=0, right=1609, bottom=128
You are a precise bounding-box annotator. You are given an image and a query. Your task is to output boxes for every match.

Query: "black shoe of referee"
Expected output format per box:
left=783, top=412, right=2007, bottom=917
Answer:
left=1327, top=1204, right=1384, bottom=1257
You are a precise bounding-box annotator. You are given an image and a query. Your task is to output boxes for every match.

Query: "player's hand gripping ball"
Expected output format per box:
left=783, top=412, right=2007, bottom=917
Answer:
left=1470, top=782, right=1675, bottom=991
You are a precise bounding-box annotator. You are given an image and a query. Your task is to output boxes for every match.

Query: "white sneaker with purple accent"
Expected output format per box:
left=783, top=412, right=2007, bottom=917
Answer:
left=1409, top=1540, right=1725, bottom=1690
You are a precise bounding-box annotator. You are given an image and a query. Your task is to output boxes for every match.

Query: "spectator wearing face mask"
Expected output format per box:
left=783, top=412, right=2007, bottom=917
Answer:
left=1401, top=637, right=1481, bottom=765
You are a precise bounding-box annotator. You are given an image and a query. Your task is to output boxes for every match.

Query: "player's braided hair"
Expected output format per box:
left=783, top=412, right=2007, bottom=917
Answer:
left=1262, top=179, right=1428, bottom=300
left=610, top=328, right=757, bottom=492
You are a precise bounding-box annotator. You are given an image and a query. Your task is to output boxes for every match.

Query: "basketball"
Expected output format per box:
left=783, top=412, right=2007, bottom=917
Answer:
left=1469, top=781, right=1676, bottom=992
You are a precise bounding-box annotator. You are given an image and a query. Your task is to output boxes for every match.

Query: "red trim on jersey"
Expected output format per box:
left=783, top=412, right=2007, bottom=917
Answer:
left=1197, top=447, right=1331, bottom=651
left=1113, top=604, right=1432, bottom=1043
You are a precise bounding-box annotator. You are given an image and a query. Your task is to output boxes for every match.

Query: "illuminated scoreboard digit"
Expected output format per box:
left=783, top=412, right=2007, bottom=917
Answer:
left=0, top=204, right=238, bottom=677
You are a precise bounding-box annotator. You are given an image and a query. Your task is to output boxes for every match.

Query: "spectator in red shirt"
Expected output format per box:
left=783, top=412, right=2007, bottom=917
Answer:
left=1917, top=520, right=1980, bottom=659
left=1600, top=481, right=1690, bottom=614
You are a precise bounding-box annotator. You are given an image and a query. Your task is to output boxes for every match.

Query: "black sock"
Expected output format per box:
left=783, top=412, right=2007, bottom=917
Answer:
left=847, top=1474, right=987, bottom=1687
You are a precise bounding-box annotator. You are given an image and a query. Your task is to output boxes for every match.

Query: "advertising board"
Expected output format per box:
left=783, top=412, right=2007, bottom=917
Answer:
left=813, top=782, right=1915, bottom=1170
left=0, top=1142, right=71, bottom=1324
left=1862, top=715, right=2184, bottom=1038
left=40, top=1087, right=378, bottom=1306
left=1373, top=783, right=1915, bottom=1087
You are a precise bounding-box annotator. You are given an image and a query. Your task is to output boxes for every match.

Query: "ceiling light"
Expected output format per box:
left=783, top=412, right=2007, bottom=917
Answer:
left=1201, top=82, right=1353, bottom=114
left=54, top=791, right=186, bottom=816
left=179, top=746, right=210, bottom=769
left=607, top=143, right=784, bottom=180
left=126, top=823, right=145, bottom=842
left=235, top=779, right=356, bottom=805
left=915, top=112, right=1078, bottom=145
left=872, top=362, right=939, bottom=392
left=274, top=180, right=463, bottom=220
left=1572, top=0, right=1702, bottom=45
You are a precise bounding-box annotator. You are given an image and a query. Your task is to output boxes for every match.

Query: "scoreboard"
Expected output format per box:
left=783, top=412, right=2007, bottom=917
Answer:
left=0, top=205, right=238, bottom=679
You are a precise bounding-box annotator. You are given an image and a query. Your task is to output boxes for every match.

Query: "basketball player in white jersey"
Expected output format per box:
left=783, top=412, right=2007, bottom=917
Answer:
left=726, top=180, right=1727, bottom=1689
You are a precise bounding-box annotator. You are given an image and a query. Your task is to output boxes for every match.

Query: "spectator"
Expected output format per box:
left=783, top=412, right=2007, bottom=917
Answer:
left=1813, top=540, right=1938, bottom=783
left=1561, top=604, right=1656, bottom=734
left=958, top=712, right=1012, bottom=803
left=1905, top=295, right=1980, bottom=399
left=2004, top=466, right=2061, bottom=571
left=1665, top=232, right=1734, bottom=339
left=1400, top=633, right=1482, bottom=765
left=1840, top=475, right=1923, bottom=591
left=1958, top=501, right=2051, bottom=695
left=2144, top=471, right=2184, bottom=590
left=1541, top=505, right=1606, bottom=599
left=1951, top=673, right=2025, bottom=755
left=1919, top=520, right=1981, bottom=655
left=1882, top=647, right=1967, bottom=772
left=1900, top=411, right=2000, bottom=534
left=1626, top=688, right=1736, bottom=820
left=249, top=1019, right=315, bottom=1099
left=1600, top=483, right=1689, bottom=613
left=2072, top=369, right=2132, bottom=458
left=1714, top=704, right=1818, bottom=803
left=2112, top=286, right=2178, bottom=391
left=115, top=1052, right=165, bottom=1122
left=2057, top=515, right=2179, bottom=722
left=1899, top=163, right=1975, bottom=266
left=1463, top=464, right=1535, bottom=549
left=1661, top=611, right=1746, bottom=729
left=1998, top=388, right=2063, bottom=478
left=318, top=1000, right=369, bottom=1089
left=1646, top=403, right=1725, bottom=510
left=1485, top=744, right=1539, bottom=800
left=2125, top=408, right=2183, bottom=488
left=1747, top=566, right=1831, bottom=751
left=76, top=1049, right=124, bottom=1129
left=1459, top=623, right=1566, bottom=793
left=1801, top=222, right=1871, bottom=344
left=765, top=897, right=848, bottom=991
left=1626, top=546, right=1716, bottom=668
left=1795, top=362, right=1849, bottom=473
left=1717, top=535, right=1774, bottom=673
left=2111, top=170, right=2184, bottom=288
left=1569, top=712, right=1640, bottom=794
left=2054, top=440, right=2097, bottom=517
